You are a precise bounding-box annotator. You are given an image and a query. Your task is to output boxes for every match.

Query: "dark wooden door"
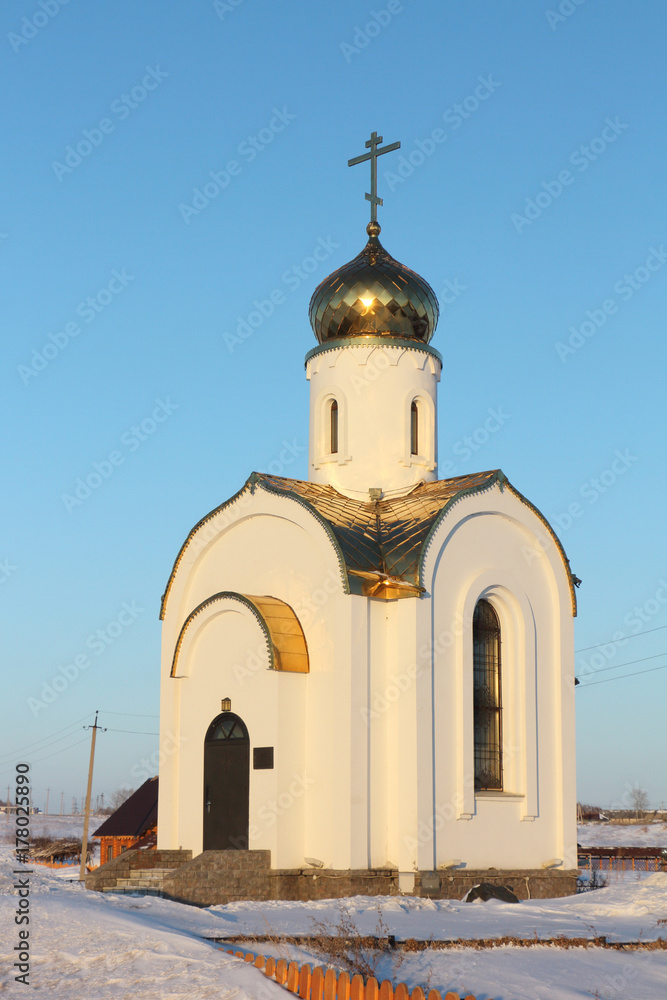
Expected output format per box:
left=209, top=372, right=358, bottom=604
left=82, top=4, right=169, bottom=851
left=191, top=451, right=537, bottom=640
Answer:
left=203, top=713, right=249, bottom=850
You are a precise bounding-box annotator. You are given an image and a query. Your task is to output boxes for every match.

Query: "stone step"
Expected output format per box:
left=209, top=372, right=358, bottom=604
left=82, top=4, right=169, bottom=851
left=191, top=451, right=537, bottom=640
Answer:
left=116, top=879, right=159, bottom=888
left=110, top=867, right=178, bottom=892
left=116, top=876, right=169, bottom=885
left=132, top=867, right=175, bottom=873
left=102, top=885, right=163, bottom=896
left=126, top=869, right=175, bottom=879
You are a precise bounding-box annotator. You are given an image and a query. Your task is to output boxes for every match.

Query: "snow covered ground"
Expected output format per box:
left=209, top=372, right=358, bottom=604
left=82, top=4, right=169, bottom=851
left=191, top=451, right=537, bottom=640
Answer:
left=0, top=848, right=283, bottom=999
left=0, top=812, right=106, bottom=869
left=205, top=879, right=667, bottom=944
left=3, top=813, right=109, bottom=840
left=1, top=818, right=665, bottom=999
left=1, top=812, right=107, bottom=844
left=1, top=845, right=666, bottom=1000
left=577, top=821, right=667, bottom=849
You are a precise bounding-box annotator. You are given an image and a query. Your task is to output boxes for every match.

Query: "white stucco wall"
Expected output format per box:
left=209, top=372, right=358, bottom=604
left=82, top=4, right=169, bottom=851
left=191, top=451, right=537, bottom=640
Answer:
left=158, top=477, right=577, bottom=879
left=306, top=343, right=441, bottom=497
left=419, top=484, right=577, bottom=872
left=158, top=485, right=371, bottom=869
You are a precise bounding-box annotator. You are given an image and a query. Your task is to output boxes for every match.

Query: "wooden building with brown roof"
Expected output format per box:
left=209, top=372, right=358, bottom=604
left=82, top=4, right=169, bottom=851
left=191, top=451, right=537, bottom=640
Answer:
left=93, top=777, right=158, bottom=864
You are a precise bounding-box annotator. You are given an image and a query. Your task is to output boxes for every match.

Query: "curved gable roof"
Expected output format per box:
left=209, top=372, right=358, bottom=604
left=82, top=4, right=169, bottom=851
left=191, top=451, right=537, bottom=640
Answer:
left=161, top=470, right=577, bottom=619
left=170, top=592, right=309, bottom=676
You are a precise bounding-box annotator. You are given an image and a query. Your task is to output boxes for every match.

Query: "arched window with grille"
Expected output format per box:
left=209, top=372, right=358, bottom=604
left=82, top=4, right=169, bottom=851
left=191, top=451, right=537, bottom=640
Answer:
left=473, top=599, right=502, bottom=790
left=330, top=399, right=339, bottom=454
left=410, top=400, right=419, bottom=455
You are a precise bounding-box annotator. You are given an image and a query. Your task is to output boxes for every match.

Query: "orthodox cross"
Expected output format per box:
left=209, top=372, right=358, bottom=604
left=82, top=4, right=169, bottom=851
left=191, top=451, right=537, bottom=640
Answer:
left=348, top=131, right=401, bottom=224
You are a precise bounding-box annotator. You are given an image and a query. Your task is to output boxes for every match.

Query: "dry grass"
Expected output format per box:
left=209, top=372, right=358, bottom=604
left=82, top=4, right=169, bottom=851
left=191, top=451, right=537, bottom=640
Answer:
left=307, top=901, right=406, bottom=981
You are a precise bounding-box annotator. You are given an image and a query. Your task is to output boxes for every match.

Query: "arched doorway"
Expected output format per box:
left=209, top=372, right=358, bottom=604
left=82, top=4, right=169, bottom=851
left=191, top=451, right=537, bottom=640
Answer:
left=203, top=712, right=249, bottom=850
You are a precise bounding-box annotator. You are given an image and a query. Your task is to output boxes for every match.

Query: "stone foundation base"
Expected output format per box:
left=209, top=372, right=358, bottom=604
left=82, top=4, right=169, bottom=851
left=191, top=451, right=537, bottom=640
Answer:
left=87, top=849, right=577, bottom=905
left=417, top=868, right=578, bottom=900
left=271, top=867, right=576, bottom=903
left=163, top=850, right=273, bottom=906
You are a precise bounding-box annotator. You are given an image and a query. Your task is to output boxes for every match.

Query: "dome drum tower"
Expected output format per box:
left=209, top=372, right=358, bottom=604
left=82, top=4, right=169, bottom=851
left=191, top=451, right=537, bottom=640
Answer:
left=306, top=220, right=441, bottom=498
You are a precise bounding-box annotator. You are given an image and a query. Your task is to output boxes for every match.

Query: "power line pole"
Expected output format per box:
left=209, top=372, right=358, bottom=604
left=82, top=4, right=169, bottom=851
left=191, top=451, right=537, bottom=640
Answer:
left=45, top=788, right=50, bottom=816
left=79, top=711, right=106, bottom=881
left=60, top=792, right=64, bottom=816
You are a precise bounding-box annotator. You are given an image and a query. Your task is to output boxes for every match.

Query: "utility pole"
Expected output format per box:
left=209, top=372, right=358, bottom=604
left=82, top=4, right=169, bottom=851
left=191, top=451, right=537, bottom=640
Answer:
left=79, top=711, right=106, bottom=881
left=45, top=789, right=50, bottom=816
left=60, top=792, right=64, bottom=816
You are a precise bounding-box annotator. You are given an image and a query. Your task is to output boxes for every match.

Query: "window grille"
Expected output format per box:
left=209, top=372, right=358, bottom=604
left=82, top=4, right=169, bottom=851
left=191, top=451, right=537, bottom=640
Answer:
left=410, top=400, right=419, bottom=455
left=330, top=399, right=339, bottom=454
left=206, top=713, right=249, bottom=742
left=473, top=599, right=502, bottom=790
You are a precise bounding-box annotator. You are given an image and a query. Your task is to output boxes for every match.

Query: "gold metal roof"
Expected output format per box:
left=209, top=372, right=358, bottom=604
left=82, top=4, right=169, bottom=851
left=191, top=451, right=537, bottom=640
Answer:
left=161, top=470, right=578, bottom=617
left=254, top=470, right=498, bottom=595
left=308, top=226, right=439, bottom=345
left=170, top=592, right=309, bottom=676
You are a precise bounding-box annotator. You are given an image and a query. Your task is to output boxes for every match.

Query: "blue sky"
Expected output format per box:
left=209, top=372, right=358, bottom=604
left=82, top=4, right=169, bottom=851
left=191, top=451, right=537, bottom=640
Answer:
left=1, top=0, right=666, bottom=813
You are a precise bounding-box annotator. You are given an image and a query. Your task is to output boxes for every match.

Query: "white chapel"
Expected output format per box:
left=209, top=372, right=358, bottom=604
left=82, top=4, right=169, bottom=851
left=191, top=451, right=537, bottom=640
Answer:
left=156, top=134, right=579, bottom=901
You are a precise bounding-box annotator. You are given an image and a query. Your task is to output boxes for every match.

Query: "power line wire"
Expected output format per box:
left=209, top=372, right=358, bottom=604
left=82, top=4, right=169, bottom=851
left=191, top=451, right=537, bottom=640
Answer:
left=575, top=650, right=667, bottom=677
left=102, top=711, right=159, bottom=719
left=0, top=735, right=91, bottom=781
left=576, top=623, right=667, bottom=653
left=577, top=663, right=667, bottom=688
left=26, top=735, right=91, bottom=765
left=105, top=728, right=159, bottom=736
left=0, top=726, right=90, bottom=765
left=0, top=713, right=92, bottom=763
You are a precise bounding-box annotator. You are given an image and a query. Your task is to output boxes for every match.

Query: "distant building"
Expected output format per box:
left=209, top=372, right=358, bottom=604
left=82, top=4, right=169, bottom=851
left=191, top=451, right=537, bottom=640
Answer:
left=93, top=777, right=158, bottom=864
left=580, top=808, right=608, bottom=822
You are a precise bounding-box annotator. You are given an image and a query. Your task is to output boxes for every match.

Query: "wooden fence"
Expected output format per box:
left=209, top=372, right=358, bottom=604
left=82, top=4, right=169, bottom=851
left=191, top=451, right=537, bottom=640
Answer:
left=578, top=850, right=666, bottom=872
left=221, top=947, right=485, bottom=1000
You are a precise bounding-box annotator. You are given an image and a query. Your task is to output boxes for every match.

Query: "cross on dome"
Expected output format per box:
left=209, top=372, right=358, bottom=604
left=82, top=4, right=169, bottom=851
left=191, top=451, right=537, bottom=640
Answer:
left=348, top=131, right=401, bottom=226
left=310, top=132, right=438, bottom=344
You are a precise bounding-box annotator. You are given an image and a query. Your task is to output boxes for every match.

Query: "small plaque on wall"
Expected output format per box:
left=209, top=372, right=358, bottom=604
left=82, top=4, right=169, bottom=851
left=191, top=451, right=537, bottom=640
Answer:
left=253, top=747, right=274, bottom=769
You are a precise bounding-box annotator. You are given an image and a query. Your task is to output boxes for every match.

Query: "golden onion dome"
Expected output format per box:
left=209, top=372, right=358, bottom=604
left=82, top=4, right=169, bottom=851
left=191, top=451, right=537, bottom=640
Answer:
left=309, top=222, right=439, bottom=345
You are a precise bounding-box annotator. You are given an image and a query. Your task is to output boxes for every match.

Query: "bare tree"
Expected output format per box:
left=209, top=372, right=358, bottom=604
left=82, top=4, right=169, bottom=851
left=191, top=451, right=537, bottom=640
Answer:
left=107, top=787, right=135, bottom=812
left=630, top=785, right=649, bottom=819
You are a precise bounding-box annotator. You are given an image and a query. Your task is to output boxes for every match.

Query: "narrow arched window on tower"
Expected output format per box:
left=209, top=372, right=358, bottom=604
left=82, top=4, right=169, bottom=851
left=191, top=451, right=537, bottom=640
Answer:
left=473, top=599, right=502, bottom=791
left=410, top=400, right=419, bottom=455
left=330, top=399, right=339, bottom=454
